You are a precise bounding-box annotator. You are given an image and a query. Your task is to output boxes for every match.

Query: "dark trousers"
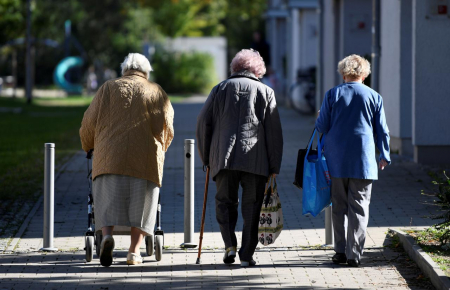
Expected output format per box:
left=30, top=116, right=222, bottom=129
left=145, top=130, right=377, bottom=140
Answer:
left=215, top=170, right=267, bottom=261
left=331, top=177, right=372, bottom=260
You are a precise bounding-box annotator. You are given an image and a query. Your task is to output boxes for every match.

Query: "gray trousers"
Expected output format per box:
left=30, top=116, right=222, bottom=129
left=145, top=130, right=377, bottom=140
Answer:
left=331, top=177, right=372, bottom=260
left=215, top=170, right=267, bottom=261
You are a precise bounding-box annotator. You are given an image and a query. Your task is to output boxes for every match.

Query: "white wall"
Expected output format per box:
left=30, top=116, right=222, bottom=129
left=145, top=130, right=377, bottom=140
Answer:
left=399, top=1, right=412, bottom=139
left=412, top=0, right=450, bottom=146
left=288, top=8, right=301, bottom=88
left=379, top=0, right=413, bottom=156
left=322, top=0, right=338, bottom=94
left=380, top=0, right=401, bottom=138
left=275, top=18, right=288, bottom=79
left=300, top=9, right=318, bottom=70
left=321, top=0, right=372, bottom=98
left=340, top=0, right=372, bottom=58
left=169, top=37, right=228, bottom=81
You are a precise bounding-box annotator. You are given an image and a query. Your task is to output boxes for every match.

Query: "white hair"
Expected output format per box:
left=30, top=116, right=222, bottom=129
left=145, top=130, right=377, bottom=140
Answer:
left=120, top=53, right=153, bottom=79
left=337, top=54, right=371, bottom=79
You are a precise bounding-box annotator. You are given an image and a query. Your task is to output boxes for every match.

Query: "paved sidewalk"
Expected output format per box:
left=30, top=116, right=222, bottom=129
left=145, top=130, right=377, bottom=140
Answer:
left=0, top=99, right=439, bottom=289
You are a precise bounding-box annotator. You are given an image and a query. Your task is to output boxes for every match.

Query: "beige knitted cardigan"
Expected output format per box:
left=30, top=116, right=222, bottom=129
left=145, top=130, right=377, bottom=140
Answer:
left=80, top=70, right=174, bottom=187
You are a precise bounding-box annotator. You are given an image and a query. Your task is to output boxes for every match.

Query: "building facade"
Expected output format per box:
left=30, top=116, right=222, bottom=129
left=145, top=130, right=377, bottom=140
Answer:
left=267, top=0, right=450, bottom=165
left=266, top=0, right=319, bottom=103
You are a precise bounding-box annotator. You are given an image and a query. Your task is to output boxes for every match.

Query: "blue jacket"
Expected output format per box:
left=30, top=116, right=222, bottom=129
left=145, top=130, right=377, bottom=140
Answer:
left=315, top=82, right=390, bottom=180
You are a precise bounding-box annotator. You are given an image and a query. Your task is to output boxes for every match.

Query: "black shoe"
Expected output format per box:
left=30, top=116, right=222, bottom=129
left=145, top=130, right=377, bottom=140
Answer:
left=99, top=235, right=115, bottom=267
left=223, top=247, right=237, bottom=264
left=332, top=253, right=347, bottom=264
left=347, top=258, right=360, bottom=267
left=240, top=259, right=256, bottom=267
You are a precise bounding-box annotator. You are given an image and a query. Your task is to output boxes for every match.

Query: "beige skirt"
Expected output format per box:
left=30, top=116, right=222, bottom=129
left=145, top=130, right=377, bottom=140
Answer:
left=92, top=174, right=160, bottom=235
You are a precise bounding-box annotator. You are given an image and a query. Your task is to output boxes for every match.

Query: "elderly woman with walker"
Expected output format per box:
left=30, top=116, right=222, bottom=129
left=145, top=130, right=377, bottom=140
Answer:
left=80, top=53, right=174, bottom=267
left=316, top=54, right=390, bottom=267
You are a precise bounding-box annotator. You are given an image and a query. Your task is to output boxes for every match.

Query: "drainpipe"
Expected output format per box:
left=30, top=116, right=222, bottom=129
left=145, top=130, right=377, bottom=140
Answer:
left=371, top=0, right=381, bottom=91
left=25, top=0, right=33, bottom=104
left=317, top=0, right=324, bottom=109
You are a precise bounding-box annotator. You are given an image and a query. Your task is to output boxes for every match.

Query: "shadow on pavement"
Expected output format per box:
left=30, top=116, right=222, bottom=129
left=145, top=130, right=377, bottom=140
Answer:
left=0, top=233, right=435, bottom=289
left=13, top=103, right=439, bottom=244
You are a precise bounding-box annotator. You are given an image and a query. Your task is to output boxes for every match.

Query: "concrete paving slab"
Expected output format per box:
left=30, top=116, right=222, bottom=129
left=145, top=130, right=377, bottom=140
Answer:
left=0, top=102, right=440, bottom=289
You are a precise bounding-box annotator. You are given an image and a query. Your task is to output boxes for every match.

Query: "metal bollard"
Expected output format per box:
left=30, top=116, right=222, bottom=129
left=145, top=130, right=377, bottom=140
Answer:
left=325, top=206, right=333, bottom=245
left=41, top=143, right=57, bottom=251
left=181, top=139, right=197, bottom=248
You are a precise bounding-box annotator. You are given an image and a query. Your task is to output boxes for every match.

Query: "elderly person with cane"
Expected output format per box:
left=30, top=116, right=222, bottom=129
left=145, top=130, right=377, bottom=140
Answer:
left=196, top=49, right=283, bottom=267
left=80, top=53, right=174, bottom=267
left=316, top=54, right=390, bottom=267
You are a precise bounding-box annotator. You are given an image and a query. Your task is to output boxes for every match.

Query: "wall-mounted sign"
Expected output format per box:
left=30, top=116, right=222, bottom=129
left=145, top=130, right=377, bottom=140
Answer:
left=349, top=14, right=370, bottom=32
left=427, top=0, right=450, bottom=19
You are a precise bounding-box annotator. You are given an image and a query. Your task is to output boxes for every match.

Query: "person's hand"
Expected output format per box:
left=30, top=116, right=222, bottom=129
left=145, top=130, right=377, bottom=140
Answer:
left=379, top=159, right=388, bottom=170
left=271, top=173, right=278, bottom=178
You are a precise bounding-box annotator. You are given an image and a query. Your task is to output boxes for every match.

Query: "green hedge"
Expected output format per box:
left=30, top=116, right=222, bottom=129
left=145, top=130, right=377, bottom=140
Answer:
left=151, top=50, right=217, bottom=94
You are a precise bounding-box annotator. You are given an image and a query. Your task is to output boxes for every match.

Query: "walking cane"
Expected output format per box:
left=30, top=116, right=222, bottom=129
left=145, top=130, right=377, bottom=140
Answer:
left=196, top=166, right=210, bottom=264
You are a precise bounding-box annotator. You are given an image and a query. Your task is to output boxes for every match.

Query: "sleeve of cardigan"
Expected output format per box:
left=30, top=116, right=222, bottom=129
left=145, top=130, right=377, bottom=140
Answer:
left=196, top=85, right=217, bottom=166
left=374, top=95, right=391, bottom=164
left=152, top=87, right=174, bottom=152
left=264, top=90, right=283, bottom=175
left=315, top=89, right=333, bottom=134
left=79, top=83, right=105, bottom=152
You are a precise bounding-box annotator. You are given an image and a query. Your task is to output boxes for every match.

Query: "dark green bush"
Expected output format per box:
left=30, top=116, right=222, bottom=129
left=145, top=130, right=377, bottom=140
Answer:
left=151, top=49, right=217, bottom=94
left=423, top=171, right=450, bottom=245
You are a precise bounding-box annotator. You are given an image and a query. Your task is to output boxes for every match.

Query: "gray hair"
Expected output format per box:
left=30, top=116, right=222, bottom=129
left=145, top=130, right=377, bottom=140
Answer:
left=230, top=49, right=266, bottom=78
left=120, top=53, right=153, bottom=79
left=337, top=54, right=371, bottom=79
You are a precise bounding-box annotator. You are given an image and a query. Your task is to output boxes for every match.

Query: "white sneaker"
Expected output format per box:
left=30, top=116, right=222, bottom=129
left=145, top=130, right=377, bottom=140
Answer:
left=127, top=252, right=143, bottom=265
left=100, top=235, right=115, bottom=267
left=240, top=259, right=257, bottom=267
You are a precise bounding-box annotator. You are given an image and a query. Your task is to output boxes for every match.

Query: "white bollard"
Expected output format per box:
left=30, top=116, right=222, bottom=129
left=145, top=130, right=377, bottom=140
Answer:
left=181, top=139, right=197, bottom=248
left=41, top=143, right=57, bottom=251
left=325, top=206, right=333, bottom=245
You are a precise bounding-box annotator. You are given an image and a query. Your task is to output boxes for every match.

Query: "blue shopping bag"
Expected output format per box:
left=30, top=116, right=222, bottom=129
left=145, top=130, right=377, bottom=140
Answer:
left=302, top=129, right=332, bottom=217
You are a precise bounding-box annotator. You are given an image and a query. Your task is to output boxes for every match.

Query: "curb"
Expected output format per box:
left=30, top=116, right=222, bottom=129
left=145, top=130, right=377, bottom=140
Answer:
left=390, top=228, right=450, bottom=290
left=4, top=195, right=43, bottom=252
left=3, top=152, right=78, bottom=253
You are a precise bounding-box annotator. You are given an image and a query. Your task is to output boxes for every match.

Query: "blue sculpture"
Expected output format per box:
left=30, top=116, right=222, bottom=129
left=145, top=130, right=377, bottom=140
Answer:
left=53, top=56, right=84, bottom=94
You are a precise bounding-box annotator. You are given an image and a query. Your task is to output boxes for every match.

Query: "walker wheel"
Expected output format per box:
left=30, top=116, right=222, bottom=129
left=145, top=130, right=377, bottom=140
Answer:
left=145, top=234, right=154, bottom=256
left=85, top=236, right=94, bottom=262
left=155, top=235, right=163, bottom=261
left=95, top=232, right=103, bottom=258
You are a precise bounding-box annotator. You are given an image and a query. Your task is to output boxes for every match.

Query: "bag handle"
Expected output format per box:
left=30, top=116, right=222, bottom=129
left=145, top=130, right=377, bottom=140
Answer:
left=318, top=133, right=325, bottom=158
left=317, top=132, right=323, bottom=159
left=305, top=129, right=317, bottom=159
left=305, top=129, right=326, bottom=161
left=264, top=176, right=271, bottom=195
left=271, top=176, right=275, bottom=195
left=263, top=176, right=277, bottom=208
left=264, top=176, right=276, bottom=195
left=304, top=129, right=316, bottom=149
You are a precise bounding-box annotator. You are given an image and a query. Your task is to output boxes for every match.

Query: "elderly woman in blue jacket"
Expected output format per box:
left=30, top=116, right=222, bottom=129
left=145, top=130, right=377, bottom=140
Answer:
left=315, top=54, right=390, bottom=267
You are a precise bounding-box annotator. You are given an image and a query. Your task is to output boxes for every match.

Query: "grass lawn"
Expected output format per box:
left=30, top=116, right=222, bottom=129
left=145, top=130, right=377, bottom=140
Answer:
left=0, top=96, right=90, bottom=205
left=407, top=228, right=450, bottom=277
left=0, top=94, right=184, bottom=205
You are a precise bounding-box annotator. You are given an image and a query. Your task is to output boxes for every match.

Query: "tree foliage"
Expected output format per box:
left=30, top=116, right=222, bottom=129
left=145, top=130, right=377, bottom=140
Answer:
left=140, top=0, right=226, bottom=38
left=220, top=0, right=268, bottom=58
left=0, top=0, right=24, bottom=45
left=152, top=50, right=216, bottom=94
left=0, top=0, right=267, bottom=86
